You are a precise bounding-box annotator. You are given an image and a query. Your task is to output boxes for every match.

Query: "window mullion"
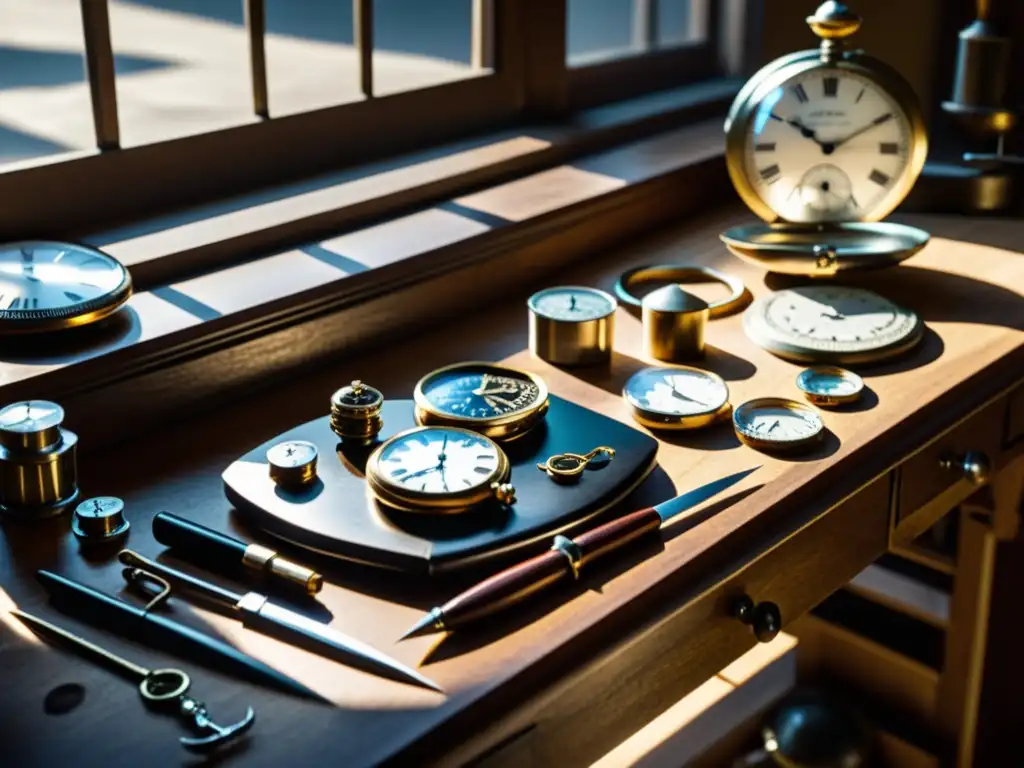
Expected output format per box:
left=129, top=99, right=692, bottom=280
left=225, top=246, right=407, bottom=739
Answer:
left=79, top=0, right=120, bottom=150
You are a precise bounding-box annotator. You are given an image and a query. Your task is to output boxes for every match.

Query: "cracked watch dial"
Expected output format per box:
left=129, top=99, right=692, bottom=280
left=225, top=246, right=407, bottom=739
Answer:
left=414, top=362, right=549, bottom=441
left=0, top=241, right=132, bottom=333
left=743, top=285, right=923, bottom=364
left=743, top=68, right=914, bottom=223
left=623, top=367, right=730, bottom=430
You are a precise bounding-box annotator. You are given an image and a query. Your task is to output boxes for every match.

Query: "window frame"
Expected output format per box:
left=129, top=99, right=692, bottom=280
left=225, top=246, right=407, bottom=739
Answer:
left=0, top=0, right=738, bottom=241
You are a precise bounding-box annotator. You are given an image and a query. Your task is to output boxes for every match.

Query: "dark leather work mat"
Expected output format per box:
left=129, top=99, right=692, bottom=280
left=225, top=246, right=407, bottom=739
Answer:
left=224, top=397, right=658, bottom=574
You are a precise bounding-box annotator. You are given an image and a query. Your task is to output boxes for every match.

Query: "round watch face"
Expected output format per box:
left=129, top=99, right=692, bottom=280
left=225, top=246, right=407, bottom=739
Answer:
left=0, top=241, right=132, bottom=333
left=734, top=397, right=824, bottom=451
left=740, top=67, right=916, bottom=223
left=414, top=363, right=549, bottom=441
left=623, top=367, right=730, bottom=429
left=744, top=286, right=922, bottom=364
left=375, top=427, right=502, bottom=496
left=528, top=286, right=617, bottom=322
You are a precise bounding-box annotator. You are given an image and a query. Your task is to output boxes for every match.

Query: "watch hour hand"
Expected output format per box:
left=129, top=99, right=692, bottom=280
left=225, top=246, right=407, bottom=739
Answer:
left=669, top=389, right=708, bottom=407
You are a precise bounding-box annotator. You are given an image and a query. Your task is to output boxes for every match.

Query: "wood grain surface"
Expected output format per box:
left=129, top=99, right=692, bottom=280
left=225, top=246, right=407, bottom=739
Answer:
left=0, top=205, right=1021, bottom=768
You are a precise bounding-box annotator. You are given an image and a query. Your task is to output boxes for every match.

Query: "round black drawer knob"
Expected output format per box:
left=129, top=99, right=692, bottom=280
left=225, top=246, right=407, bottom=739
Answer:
left=732, top=595, right=782, bottom=643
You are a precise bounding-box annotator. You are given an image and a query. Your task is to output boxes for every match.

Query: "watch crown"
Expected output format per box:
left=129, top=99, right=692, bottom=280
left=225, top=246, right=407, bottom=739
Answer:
left=807, top=2, right=862, bottom=42
left=491, top=482, right=516, bottom=505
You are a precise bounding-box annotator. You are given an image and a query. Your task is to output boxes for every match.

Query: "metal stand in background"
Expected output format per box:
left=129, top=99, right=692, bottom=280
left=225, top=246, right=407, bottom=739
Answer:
left=925, top=0, right=1022, bottom=213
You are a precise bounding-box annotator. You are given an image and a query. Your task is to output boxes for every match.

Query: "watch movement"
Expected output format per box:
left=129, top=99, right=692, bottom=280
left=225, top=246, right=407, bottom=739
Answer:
left=0, top=241, right=133, bottom=333
left=414, top=362, right=549, bottom=441
left=366, top=426, right=515, bottom=514
left=623, top=367, right=731, bottom=430
left=743, top=285, right=923, bottom=364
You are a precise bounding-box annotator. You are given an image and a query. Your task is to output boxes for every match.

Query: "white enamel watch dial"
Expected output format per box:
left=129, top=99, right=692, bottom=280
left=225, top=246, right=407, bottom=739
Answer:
left=744, top=285, right=922, bottom=364
left=378, top=428, right=501, bottom=495
left=366, top=426, right=514, bottom=513
left=744, top=69, right=913, bottom=223
left=0, top=241, right=132, bottom=333
left=734, top=397, right=825, bottom=452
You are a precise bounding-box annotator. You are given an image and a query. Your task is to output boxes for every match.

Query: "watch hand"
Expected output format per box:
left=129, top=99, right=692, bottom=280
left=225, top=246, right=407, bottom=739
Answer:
left=403, top=465, right=440, bottom=481
left=831, top=115, right=892, bottom=149
left=783, top=117, right=832, bottom=153
left=669, top=389, right=709, bottom=407
left=767, top=420, right=780, bottom=434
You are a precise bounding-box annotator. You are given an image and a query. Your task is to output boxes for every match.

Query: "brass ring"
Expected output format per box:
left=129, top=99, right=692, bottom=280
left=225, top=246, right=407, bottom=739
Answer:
left=615, top=265, right=750, bottom=318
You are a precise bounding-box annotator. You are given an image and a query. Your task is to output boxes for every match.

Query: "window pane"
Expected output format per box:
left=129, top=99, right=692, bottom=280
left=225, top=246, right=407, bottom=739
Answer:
left=265, top=0, right=361, bottom=115
left=567, top=0, right=634, bottom=64
left=567, top=0, right=708, bottom=66
left=656, top=0, right=707, bottom=49
left=109, top=0, right=253, bottom=146
left=373, top=0, right=479, bottom=96
left=0, top=0, right=97, bottom=166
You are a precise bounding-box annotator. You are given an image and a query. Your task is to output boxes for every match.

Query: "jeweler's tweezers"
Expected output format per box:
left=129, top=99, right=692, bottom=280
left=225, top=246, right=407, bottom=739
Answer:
left=36, top=570, right=323, bottom=701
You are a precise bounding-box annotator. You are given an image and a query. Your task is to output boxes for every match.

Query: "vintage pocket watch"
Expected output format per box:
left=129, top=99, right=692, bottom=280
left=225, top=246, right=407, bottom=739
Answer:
left=623, top=367, right=731, bottom=430
left=733, top=397, right=825, bottom=452
left=366, top=426, right=515, bottom=514
left=721, top=2, right=929, bottom=275
left=414, top=362, right=549, bottom=442
left=0, top=241, right=133, bottom=333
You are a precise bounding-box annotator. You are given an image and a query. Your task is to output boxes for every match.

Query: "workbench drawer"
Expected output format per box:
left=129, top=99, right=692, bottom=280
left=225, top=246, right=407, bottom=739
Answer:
left=720, top=474, right=892, bottom=645
left=897, top=398, right=1005, bottom=525
left=473, top=475, right=893, bottom=768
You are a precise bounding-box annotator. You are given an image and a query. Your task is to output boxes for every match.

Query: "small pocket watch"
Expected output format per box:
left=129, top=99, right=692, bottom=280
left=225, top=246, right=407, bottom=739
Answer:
left=414, top=362, right=549, bottom=442
left=733, top=398, right=825, bottom=452
left=623, top=367, right=731, bottom=430
left=721, top=2, right=929, bottom=274
left=366, top=426, right=515, bottom=514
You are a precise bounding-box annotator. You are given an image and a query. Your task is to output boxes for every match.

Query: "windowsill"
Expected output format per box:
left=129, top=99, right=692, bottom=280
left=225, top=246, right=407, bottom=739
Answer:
left=0, top=81, right=740, bottom=446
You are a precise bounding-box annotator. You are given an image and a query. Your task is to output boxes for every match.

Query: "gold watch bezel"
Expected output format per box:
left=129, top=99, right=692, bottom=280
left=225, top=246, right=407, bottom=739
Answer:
left=733, top=397, right=825, bottom=452
left=623, top=366, right=732, bottom=431
left=366, top=426, right=512, bottom=514
left=414, top=361, right=550, bottom=442
left=796, top=366, right=864, bottom=406
left=724, top=52, right=928, bottom=225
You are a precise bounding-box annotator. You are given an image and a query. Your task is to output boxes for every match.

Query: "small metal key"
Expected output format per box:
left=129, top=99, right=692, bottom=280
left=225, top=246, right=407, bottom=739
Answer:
left=12, top=609, right=254, bottom=754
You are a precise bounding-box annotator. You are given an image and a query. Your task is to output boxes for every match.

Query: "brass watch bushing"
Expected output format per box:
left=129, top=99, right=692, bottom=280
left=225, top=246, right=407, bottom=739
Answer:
left=330, top=380, right=384, bottom=445
left=0, top=400, right=79, bottom=520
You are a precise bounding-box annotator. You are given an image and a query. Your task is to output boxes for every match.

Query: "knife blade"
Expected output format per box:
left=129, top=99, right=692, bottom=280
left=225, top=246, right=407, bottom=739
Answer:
left=401, top=466, right=760, bottom=640
left=118, top=550, right=441, bottom=692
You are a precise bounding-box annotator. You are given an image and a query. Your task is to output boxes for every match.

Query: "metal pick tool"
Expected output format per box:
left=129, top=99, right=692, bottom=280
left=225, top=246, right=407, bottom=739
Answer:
left=11, top=609, right=255, bottom=754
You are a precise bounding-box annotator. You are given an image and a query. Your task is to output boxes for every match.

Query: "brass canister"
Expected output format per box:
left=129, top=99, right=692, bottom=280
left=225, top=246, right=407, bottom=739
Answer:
left=641, top=285, right=709, bottom=362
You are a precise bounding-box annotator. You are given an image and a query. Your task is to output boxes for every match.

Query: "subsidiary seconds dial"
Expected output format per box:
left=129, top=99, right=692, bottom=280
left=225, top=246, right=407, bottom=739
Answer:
left=744, top=69, right=913, bottom=223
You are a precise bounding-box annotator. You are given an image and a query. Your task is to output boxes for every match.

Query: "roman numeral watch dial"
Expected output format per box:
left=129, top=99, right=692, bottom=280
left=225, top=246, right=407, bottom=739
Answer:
left=721, top=2, right=929, bottom=276
left=0, top=241, right=132, bottom=333
left=745, top=71, right=911, bottom=223
left=365, top=426, right=514, bottom=514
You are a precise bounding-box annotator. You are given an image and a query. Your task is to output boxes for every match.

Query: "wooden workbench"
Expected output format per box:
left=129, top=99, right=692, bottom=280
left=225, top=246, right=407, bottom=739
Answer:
left=1, top=206, right=1021, bottom=767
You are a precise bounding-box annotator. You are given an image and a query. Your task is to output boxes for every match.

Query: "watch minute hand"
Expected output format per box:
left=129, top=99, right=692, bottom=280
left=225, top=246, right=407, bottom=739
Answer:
left=831, top=116, right=891, bottom=149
